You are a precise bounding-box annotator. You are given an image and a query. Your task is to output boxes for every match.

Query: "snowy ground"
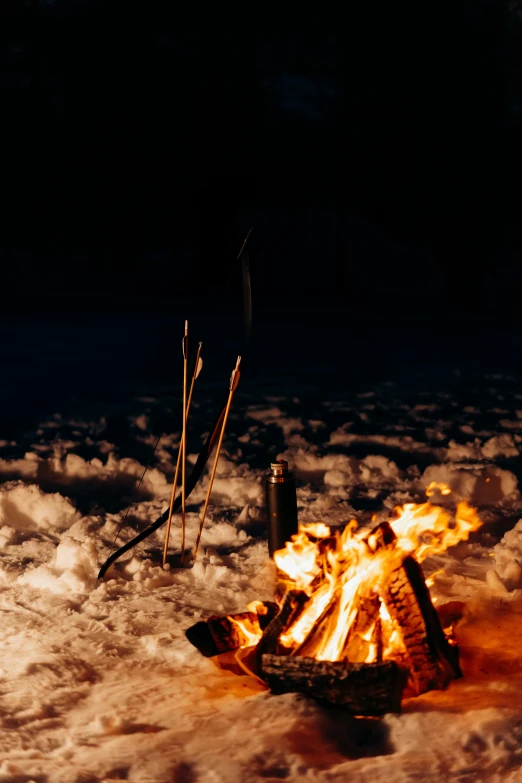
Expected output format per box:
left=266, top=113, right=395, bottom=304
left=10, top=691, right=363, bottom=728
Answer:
left=3, top=333, right=522, bottom=781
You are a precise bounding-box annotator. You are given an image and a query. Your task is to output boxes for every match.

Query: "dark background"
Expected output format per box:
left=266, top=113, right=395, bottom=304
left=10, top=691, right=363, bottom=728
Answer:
left=2, top=0, right=522, bottom=431
left=3, top=1, right=522, bottom=311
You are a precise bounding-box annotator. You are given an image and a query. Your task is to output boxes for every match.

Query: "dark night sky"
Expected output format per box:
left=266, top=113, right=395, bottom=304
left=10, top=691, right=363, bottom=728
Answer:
left=1, top=1, right=522, bottom=321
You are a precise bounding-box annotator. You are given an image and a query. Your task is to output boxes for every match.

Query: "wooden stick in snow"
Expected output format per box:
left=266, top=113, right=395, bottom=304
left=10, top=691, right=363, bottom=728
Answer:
left=162, top=340, right=203, bottom=567
left=192, top=356, right=241, bottom=560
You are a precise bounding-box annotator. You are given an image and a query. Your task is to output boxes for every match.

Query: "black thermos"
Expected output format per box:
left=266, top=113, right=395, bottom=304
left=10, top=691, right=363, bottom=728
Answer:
left=266, top=460, right=298, bottom=556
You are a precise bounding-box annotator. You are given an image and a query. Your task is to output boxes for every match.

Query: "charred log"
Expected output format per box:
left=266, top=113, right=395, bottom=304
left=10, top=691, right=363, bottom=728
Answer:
left=382, top=555, right=461, bottom=695
left=364, top=520, right=397, bottom=552
left=255, top=590, right=308, bottom=664
left=288, top=524, right=395, bottom=660
left=185, top=603, right=278, bottom=657
left=294, top=591, right=382, bottom=663
left=293, top=592, right=338, bottom=658
left=261, top=654, right=407, bottom=715
left=342, top=594, right=382, bottom=663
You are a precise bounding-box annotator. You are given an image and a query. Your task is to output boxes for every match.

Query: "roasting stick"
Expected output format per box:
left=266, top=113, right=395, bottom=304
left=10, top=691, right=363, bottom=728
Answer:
left=192, top=356, right=241, bottom=560
left=162, top=339, right=203, bottom=567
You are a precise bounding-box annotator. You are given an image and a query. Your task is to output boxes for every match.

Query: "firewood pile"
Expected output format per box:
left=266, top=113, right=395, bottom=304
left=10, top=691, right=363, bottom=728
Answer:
left=186, top=486, right=482, bottom=716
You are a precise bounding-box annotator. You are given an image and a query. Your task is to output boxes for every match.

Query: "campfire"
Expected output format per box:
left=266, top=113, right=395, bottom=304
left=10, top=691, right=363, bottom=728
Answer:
left=187, top=483, right=482, bottom=716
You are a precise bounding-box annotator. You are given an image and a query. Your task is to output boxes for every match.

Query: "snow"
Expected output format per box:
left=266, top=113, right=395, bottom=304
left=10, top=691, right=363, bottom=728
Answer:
left=2, top=372, right=522, bottom=781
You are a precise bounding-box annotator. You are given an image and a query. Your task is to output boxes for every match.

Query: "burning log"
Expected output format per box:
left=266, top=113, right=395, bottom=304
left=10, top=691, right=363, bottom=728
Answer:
left=342, top=595, right=383, bottom=664
left=381, top=555, right=461, bottom=695
left=292, top=589, right=382, bottom=663
left=186, top=488, right=482, bottom=714
left=270, top=509, right=478, bottom=697
left=186, top=603, right=278, bottom=657
left=261, top=654, right=407, bottom=715
left=255, top=590, right=308, bottom=664
left=292, top=594, right=339, bottom=658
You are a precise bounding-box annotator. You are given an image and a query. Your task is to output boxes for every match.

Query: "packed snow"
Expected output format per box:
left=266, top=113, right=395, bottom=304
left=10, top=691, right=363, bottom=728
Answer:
left=2, top=371, right=522, bottom=782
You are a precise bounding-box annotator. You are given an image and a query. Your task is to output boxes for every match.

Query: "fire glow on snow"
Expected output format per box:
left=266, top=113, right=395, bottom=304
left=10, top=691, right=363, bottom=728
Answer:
left=2, top=381, right=522, bottom=781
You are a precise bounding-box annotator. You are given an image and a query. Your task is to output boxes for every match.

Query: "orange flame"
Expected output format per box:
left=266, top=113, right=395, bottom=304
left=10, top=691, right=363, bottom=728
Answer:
left=273, top=530, right=322, bottom=591
left=300, top=522, right=332, bottom=538
left=390, top=500, right=482, bottom=562
left=246, top=600, right=269, bottom=615
left=227, top=614, right=263, bottom=648
left=273, top=491, right=482, bottom=662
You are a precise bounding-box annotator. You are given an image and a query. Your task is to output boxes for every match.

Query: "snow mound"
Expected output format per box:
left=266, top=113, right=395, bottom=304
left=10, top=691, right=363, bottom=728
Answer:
left=482, top=434, right=519, bottom=459
left=210, top=475, right=263, bottom=506
left=328, top=428, right=432, bottom=455
left=19, top=524, right=100, bottom=595
left=0, top=451, right=40, bottom=480
left=420, top=464, right=519, bottom=505
left=42, top=452, right=169, bottom=496
left=446, top=434, right=519, bottom=462
left=281, top=451, right=402, bottom=496
left=246, top=405, right=304, bottom=436
left=359, top=455, right=401, bottom=482
left=0, top=481, right=80, bottom=532
left=494, top=520, right=522, bottom=591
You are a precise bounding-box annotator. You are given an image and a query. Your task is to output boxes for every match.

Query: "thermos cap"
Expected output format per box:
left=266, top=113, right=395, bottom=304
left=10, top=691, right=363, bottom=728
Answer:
left=270, top=460, right=288, bottom=474
left=268, top=460, right=292, bottom=483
